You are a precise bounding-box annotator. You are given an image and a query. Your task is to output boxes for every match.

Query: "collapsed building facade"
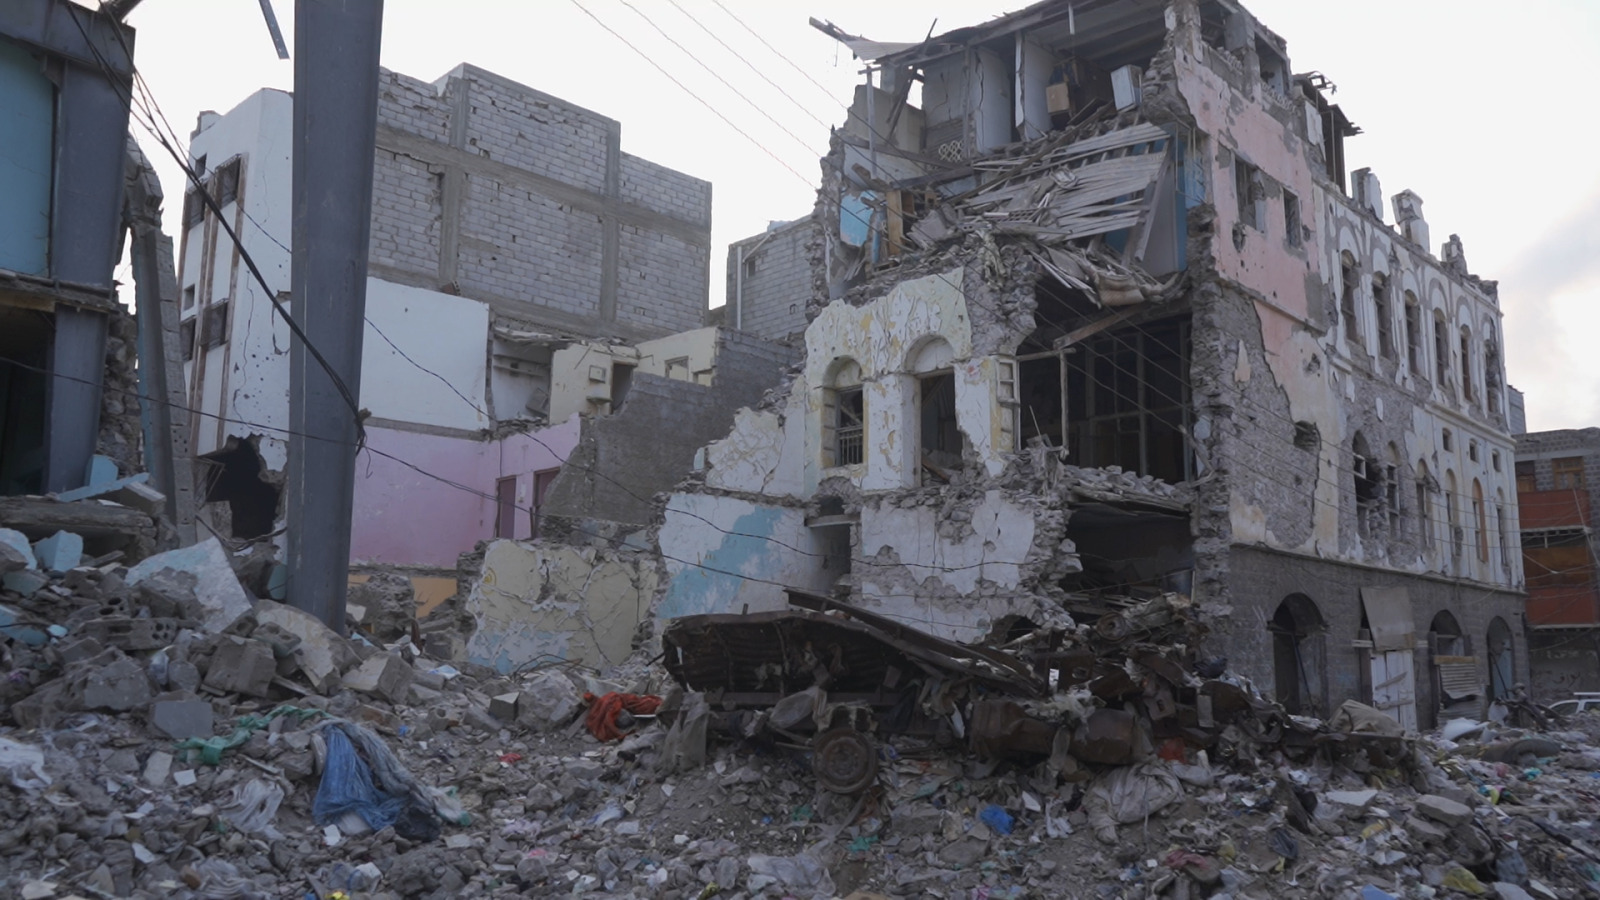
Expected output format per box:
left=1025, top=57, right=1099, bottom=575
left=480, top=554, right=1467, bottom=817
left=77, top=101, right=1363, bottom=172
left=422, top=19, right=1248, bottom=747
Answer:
left=656, top=0, right=1524, bottom=731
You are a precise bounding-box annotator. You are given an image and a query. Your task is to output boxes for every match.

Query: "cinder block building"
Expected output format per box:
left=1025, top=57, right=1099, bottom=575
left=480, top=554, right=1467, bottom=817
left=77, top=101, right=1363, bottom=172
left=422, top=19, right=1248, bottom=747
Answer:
left=176, top=64, right=792, bottom=601
left=1515, top=428, right=1600, bottom=699
left=654, top=0, right=1524, bottom=730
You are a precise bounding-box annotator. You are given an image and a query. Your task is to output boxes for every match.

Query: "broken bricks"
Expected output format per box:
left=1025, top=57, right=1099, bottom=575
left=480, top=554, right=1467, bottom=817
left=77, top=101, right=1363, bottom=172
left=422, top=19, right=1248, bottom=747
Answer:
left=201, top=636, right=276, bottom=698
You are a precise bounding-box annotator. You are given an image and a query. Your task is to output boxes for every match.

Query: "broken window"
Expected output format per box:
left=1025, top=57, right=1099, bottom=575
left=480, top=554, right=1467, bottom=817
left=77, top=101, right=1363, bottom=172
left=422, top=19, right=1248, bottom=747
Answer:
left=1340, top=254, right=1360, bottom=345
left=1416, top=462, right=1436, bottom=555
left=1553, top=456, right=1586, bottom=490
left=1433, top=312, right=1451, bottom=390
left=919, top=371, right=962, bottom=482
left=1293, top=421, right=1319, bottom=451
left=1441, top=429, right=1453, bottom=452
left=1459, top=326, right=1474, bottom=403
left=1445, top=471, right=1462, bottom=564
left=183, top=285, right=196, bottom=311
left=183, top=189, right=206, bottom=228
left=1065, top=320, right=1192, bottom=484
left=179, top=318, right=196, bottom=362
left=821, top=358, right=864, bottom=469
left=1484, top=338, right=1502, bottom=413
left=202, top=301, right=230, bottom=350
left=1372, top=274, right=1393, bottom=359
left=1403, top=292, right=1422, bottom=376
left=1352, top=433, right=1381, bottom=540
left=216, top=158, right=242, bottom=207
left=1282, top=190, right=1301, bottom=247
left=1473, top=479, right=1489, bottom=563
left=1255, top=35, right=1289, bottom=97
left=665, top=357, right=691, bottom=382
left=1234, top=158, right=1262, bottom=231
left=1384, top=447, right=1401, bottom=535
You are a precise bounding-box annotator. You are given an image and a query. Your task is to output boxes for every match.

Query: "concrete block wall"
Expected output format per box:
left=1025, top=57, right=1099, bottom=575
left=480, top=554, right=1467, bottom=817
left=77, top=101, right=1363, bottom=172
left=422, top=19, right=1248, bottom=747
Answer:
left=364, top=64, right=711, bottom=342
left=725, top=218, right=812, bottom=342
left=1516, top=428, right=1600, bottom=523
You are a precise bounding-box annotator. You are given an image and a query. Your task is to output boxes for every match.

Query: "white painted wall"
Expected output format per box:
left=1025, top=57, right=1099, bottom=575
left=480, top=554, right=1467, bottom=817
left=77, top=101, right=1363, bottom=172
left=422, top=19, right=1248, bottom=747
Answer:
left=548, top=326, right=720, bottom=422
left=362, top=279, right=490, bottom=432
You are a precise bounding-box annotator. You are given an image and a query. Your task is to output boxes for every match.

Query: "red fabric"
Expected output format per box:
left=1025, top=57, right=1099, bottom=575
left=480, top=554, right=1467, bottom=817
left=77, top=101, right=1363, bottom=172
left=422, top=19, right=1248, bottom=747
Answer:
left=583, top=692, right=662, bottom=742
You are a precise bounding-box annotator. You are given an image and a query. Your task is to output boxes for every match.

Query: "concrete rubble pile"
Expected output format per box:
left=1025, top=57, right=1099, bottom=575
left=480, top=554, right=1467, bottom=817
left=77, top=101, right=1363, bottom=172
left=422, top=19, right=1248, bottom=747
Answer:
left=0, top=526, right=1596, bottom=899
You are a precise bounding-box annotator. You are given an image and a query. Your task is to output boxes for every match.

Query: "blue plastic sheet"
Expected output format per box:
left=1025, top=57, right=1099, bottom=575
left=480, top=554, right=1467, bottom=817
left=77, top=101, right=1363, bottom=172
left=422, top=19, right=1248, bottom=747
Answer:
left=312, top=726, right=407, bottom=831
left=979, top=804, right=1014, bottom=835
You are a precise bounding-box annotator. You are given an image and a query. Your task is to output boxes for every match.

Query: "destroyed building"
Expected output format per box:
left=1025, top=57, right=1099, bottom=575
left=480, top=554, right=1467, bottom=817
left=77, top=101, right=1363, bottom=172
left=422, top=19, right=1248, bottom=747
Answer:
left=176, top=66, right=793, bottom=607
left=652, top=0, right=1525, bottom=732
left=1515, top=427, right=1600, bottom=699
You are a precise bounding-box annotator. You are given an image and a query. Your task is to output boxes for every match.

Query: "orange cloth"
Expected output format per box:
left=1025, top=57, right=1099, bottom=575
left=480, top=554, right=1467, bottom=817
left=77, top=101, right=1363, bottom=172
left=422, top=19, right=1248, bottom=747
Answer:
left=583, top=691, right=662, bottom=742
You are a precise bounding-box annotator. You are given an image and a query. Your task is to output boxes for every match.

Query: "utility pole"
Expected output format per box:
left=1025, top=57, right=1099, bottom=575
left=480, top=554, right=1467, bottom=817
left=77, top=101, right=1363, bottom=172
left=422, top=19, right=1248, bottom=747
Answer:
left=286, top=0, right=383, bottom=631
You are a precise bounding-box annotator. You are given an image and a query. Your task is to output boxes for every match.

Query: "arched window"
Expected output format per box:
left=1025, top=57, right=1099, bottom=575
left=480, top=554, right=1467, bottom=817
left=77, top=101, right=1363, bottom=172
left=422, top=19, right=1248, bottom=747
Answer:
left=1433, top=311, right=1451, bottom=389
left=1484, top=335, right=1503, bottom=414
left=1495, top=488, right=1510, bottom=580
left=1459, top=325, right=1475, bottom=403
left=1270, top=594, right=1327, bottom=715
left=1340, top=252, right=1360, bottom=344
left=1403, top=291, right=1423, bottom=375
left=1372, top=273, right=1393, bottom=358
left=1486, top=617, right=1515, bottom=702
left=1352, top=432, right=1380, bottom=539
left=1416, top=460, right=1436, bottom=558
left=909, top=337, right=962, bottom=482
left=1445, top=470, right=1461, bottom=568
left=822, top=358, right=864, bottom=467
left=1473, top=479, right=1489, bottom=563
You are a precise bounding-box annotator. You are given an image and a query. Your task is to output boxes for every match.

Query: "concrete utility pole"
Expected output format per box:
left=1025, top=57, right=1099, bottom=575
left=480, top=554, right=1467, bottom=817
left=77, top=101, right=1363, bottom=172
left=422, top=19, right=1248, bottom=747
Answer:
left=286, top=0, right=383, bottom=631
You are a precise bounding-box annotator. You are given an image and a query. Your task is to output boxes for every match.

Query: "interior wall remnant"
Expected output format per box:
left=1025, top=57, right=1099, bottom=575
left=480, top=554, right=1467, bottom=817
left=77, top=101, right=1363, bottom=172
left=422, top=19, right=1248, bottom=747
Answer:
left=0, top=307, right=51, bottom=495
left=463, top=538, right=656, bottom=673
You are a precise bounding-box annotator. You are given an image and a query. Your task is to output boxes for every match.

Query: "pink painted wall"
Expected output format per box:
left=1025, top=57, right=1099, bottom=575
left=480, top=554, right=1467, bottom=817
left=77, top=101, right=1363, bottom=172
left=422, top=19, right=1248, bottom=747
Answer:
left=350, top=418, right=579, bottom=569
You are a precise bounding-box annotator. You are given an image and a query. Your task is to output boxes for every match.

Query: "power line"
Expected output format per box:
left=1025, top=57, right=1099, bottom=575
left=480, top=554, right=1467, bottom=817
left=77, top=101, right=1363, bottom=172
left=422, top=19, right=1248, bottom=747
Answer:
left=662, top=0, right=833, bottom=132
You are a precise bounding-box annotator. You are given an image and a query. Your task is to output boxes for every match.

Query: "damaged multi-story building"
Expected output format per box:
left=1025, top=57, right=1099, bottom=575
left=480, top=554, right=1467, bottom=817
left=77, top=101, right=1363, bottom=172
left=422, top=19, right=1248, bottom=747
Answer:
left=1515, top=428, right=1600, bottom=700
left=650, top=0, right=1525, bottom=731
left=177, top=64, right=795, bottom=616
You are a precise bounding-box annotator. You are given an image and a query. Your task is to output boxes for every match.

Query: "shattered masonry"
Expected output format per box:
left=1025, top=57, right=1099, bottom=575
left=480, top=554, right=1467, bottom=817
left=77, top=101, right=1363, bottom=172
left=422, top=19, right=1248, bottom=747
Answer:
left=667, top=0, right=1524, bottom=729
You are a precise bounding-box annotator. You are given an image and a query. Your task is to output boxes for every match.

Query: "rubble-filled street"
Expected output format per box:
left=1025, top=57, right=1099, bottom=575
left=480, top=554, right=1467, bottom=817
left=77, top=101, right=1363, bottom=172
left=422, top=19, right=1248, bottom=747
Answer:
left=2, top=530, right=1598, bottom=899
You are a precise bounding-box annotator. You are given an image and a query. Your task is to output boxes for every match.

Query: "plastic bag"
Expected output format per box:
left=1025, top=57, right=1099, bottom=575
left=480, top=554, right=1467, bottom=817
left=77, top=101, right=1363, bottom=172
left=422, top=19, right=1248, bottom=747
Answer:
left=221, top=778, right=285, bottom=839
left=1084, top=763, right=1185, bottom=843
left=748, top=851, right=835, bottom=898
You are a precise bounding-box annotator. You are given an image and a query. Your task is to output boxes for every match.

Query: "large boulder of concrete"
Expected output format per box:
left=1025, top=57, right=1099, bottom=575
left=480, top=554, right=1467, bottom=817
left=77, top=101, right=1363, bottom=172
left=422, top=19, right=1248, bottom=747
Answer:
left=125, top=538, right=252, bottom=634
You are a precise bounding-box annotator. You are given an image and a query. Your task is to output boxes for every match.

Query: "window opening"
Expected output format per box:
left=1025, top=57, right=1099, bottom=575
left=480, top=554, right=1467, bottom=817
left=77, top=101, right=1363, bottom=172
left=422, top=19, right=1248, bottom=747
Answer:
left=198, top=438, right=280, bottom=540
left=1473, top=479, right=1488, bottom=563
left=1373, top=275, right=1393, bottom=359
left=1459, top=327, right=1474, bottom=402
left=1403, top=292, right=1422, bottom=375
left=1340, top=254, right=1359, bottom=344
left=1515, top=460, right=1535, bottom=492
left=1468, top=441, right=1479, bottom=463
left=1441, top=429, right=1453, bottom=452
left=1282, top=189, right=1301, bottom=247
left=1553, top=457, right=1586, bottom=490
left=664, top=357, right=691, bottom=381
left=1234, top=158, right=1262, bottom=230
left=1434, top=312, right=1451, bottom=389
left=834, top=387, right=864, bottom=466
left=1018, top=355, right=1066, bottom=449
left=919, top=371, right=962, bottom=482
left=1416, top=463, right=1435, bottom=555
left=1484, top=339, right=1503, bottom=413
left=1065, top=320, right=1192, bottom=483
left=610, top=362, right=634, bottom=411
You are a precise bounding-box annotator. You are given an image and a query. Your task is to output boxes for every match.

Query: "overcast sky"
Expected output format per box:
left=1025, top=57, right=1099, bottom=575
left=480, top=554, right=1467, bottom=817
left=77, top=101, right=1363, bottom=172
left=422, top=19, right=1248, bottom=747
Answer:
left=118, top=0, right=1600, bottom=433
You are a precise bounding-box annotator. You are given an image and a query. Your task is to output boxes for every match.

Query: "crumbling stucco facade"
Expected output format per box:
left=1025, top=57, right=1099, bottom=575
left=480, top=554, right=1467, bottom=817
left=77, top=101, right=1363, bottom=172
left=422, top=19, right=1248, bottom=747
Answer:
left=662, top=0, right=1525, bottom=731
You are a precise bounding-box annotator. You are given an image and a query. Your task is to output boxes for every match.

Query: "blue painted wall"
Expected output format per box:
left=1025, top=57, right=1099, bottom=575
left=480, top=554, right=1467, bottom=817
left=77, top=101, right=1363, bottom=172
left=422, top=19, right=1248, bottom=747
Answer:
left=0, top=38, right=53, bottom=276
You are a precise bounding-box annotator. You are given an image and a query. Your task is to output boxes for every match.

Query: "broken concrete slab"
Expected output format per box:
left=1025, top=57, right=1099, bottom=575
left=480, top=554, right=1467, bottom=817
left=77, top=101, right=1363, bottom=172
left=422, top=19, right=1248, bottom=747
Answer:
left=254, top=601, right=356, bottom=692
left=0, top=568, right=49, bottom=598
left=202, top=637, right=276, bottom=698
left=1324, top=789, right=1379, bottom=815
left=515, top=669, right=584, bottom=731
left=1415, top=794, right=1474, bottom=828
left=143, top=749, right=173, bottom=787
left=341, top=652, right=414, bottom=704
left=54, top=471, right=150, bottom=504
left=32, top=530, right=83, bottom=574
left=82, top=657, right=154, bottom=712
left=150, top=696, right=214, bottom=740
left=78, top=616, right=181, bottom=651
left=125, top=537, right=251, bottom=634
left=106, top=480, right=166, bottom=516
left=0, top=528, right=32, bottom=574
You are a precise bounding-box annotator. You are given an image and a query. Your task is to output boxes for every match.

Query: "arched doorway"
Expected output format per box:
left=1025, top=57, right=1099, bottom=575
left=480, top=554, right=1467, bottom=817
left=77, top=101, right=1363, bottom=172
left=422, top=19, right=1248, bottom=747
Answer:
left=1428, top=611, right=1476, bottom=724
left=1269, top=594, right=1327, bottom=715
left=1487, top=617, right=1515, bottom=702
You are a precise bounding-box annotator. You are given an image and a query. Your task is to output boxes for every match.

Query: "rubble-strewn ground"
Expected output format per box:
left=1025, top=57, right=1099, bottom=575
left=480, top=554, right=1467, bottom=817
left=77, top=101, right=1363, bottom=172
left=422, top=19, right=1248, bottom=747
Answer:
left=3, top=533, right=1599, bottom=899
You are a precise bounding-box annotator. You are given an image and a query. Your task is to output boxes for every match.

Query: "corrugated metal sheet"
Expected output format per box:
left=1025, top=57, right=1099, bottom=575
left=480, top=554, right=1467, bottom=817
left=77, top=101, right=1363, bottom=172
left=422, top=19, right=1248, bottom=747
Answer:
left=1438, top=660, right=1480, bottom=701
